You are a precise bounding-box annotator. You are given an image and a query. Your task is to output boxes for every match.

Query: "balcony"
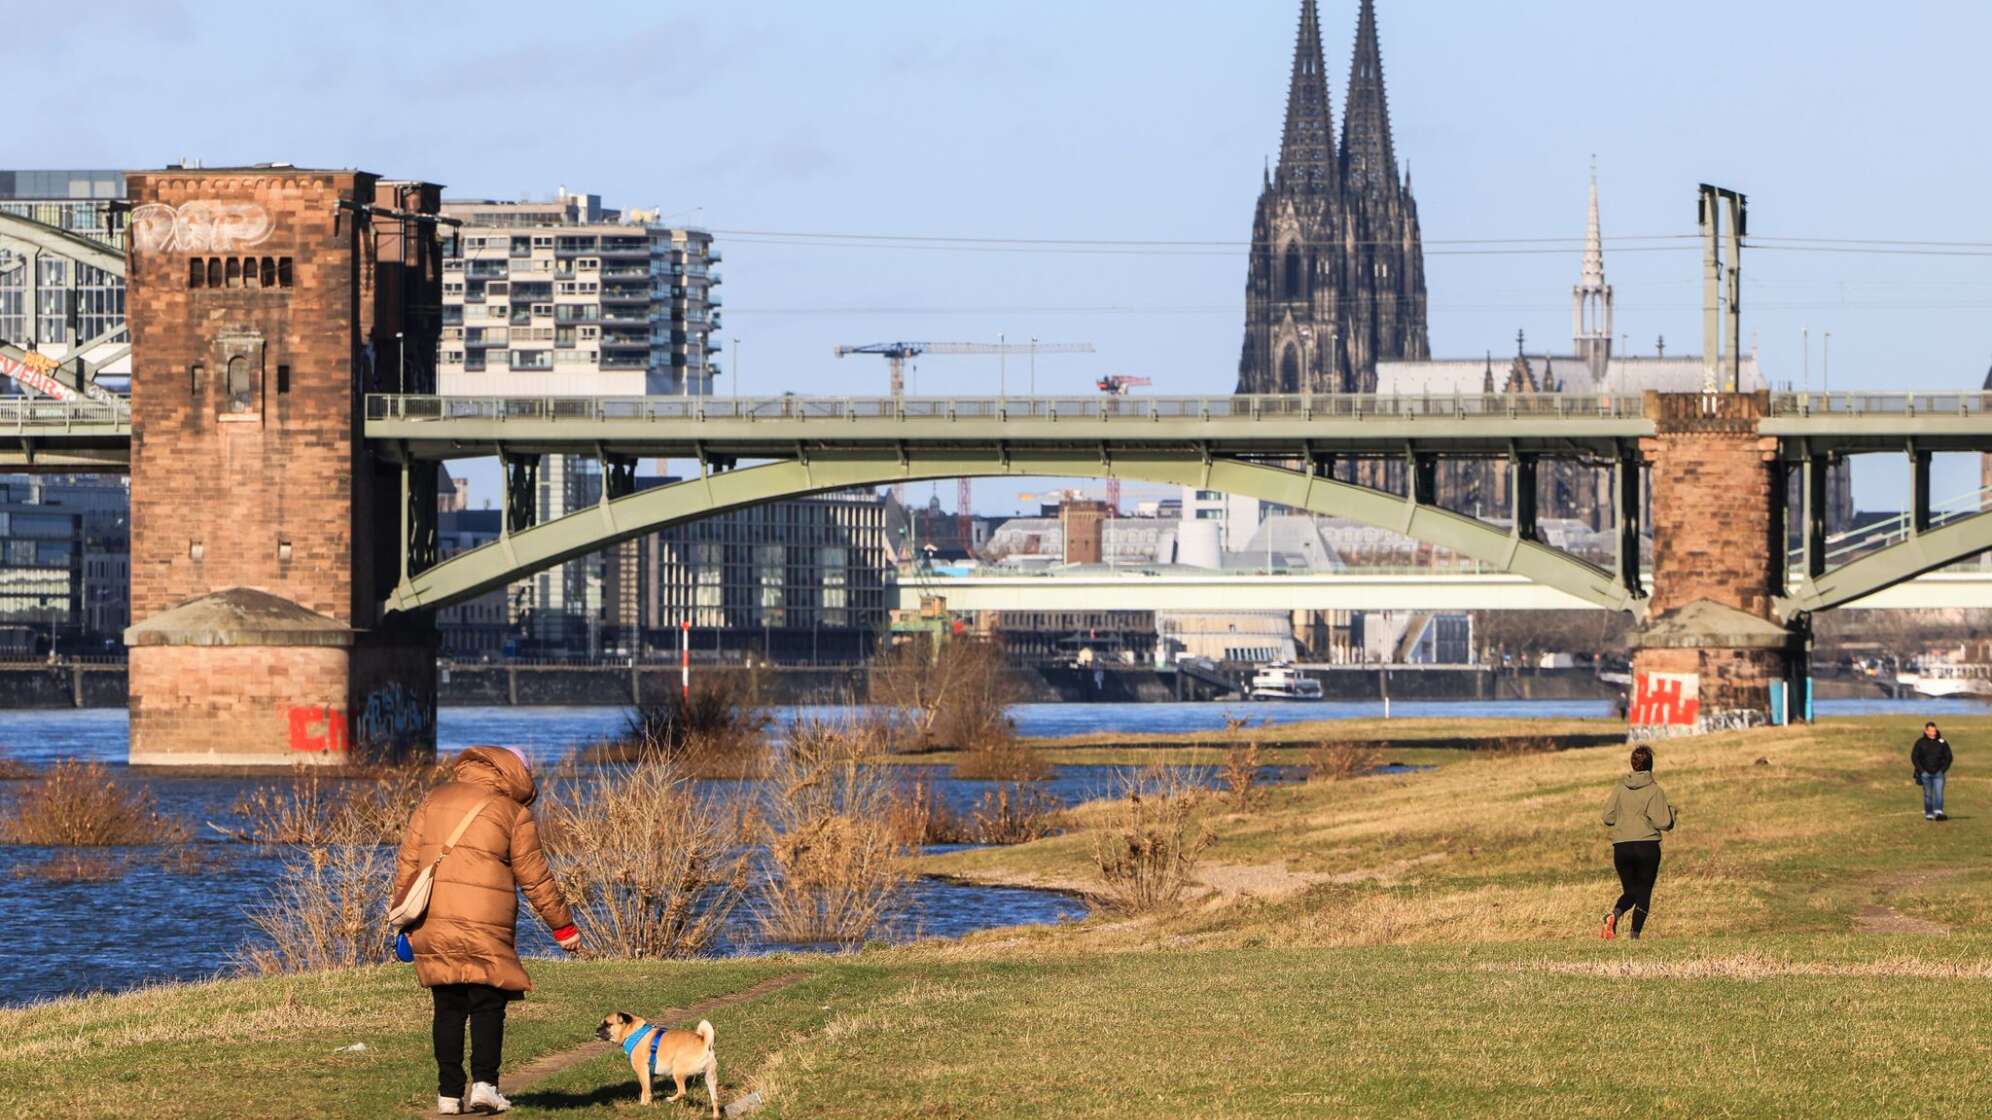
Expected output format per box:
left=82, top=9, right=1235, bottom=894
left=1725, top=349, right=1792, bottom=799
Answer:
left=707, top=249, right=722, bottom=264
left=599, top=266, right=650, bottom=279
left=599, top=287, right=649, bottom=303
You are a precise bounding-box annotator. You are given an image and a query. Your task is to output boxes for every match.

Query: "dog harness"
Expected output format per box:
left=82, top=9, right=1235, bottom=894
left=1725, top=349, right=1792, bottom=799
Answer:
left=621, top=1024, right=667, bottom=1074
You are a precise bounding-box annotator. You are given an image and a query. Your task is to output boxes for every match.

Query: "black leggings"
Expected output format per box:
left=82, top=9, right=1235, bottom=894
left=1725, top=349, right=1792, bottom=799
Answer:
left=1611, top=840, right=1662, bottom=937
left=432, top=982, right=510, bottom=1097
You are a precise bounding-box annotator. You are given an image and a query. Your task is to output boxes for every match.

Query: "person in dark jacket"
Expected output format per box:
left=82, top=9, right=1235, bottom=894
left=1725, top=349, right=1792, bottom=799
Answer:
left=1911, top=721, right=1953, bottom=821
left=1600, top=745, right=1675, bottom=940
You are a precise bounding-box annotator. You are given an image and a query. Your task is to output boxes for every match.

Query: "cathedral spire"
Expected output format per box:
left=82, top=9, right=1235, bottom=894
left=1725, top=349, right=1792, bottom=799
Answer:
left=1275, top=0, right=1337, bottom=192
left=1340, top=0, right=1398, bottom=196
left=1573, top=159, right=1614, bottom=384
left=1581, top=158, right=1605, bottom=288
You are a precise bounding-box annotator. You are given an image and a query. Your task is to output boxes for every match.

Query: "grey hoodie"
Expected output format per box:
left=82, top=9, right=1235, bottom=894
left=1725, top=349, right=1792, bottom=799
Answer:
left=1603, top=770, right=1676, bottom=844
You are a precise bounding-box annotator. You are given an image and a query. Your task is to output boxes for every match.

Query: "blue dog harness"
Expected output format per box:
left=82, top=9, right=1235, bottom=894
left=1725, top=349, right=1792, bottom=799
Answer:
left=621, top=1024, right=667, bottom=1074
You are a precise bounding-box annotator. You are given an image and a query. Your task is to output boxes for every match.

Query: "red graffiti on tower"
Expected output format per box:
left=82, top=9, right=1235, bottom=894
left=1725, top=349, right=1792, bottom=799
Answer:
left=1628, top=672, right=1700, bottom=727
left=287, top=705, right=349, bottom=753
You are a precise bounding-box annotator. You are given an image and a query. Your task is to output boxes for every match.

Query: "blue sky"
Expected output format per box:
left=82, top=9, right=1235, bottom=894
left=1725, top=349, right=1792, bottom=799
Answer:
left=22, top=0, right=1992, bottom=509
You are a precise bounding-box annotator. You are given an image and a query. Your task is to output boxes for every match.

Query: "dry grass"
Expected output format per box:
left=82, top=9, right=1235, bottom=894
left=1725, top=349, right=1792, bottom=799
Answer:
left=1304, top=742, right=1384, bottom=782
left=868, top=638, right=1028, bottom=751
left=0, top=754, right=32, bottom=780
left=1221, top=741, right=1263, bottom=807
left=885, top=775, right=971, bottom=846
left=590, top=676, right=774, bottom=777
left=11, top=851, right=126, bottom=882
left=966, top=783, right=1064, bottom=845
left=226, top=763, right=445, bottom=847
left=0, top=761, right=190, bottom=846
left=237, top=811, right=396, bottom=976
left=541, top=761, right=751, bottom=959
left=949, top=739, right=1053, bottom=781
left=1091, top=765, right=1214, bottom=914
left=757, top=718, right=913, bottom=946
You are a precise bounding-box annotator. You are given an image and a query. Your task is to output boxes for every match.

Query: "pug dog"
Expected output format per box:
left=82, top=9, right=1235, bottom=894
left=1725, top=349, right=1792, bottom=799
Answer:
left=595, top=1011, right=720, bottom=1116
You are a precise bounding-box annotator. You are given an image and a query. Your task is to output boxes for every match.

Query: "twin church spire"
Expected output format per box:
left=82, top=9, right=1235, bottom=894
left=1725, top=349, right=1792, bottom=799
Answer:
left=1239, top=0, right=1428, bottom=396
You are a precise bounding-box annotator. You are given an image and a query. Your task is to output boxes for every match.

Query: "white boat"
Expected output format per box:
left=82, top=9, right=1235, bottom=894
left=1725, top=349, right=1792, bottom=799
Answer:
left=1248, top=662, right=1324, bottom=701
left=1898, top=663, right=1992, bottom=699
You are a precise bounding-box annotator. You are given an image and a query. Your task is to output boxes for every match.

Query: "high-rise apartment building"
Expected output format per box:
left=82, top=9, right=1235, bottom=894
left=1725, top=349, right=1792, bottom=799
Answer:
left=436, top=190, right=724, bottom=655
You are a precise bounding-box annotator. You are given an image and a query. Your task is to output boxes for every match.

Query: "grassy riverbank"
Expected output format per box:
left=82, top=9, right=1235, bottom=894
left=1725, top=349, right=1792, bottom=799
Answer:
left=8, top=715, right=1992, bottom=1117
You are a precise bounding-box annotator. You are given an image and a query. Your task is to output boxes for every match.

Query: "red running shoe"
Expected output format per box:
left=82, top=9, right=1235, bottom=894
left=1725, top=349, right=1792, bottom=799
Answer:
left=1600, top=912, right=1617, bottom=940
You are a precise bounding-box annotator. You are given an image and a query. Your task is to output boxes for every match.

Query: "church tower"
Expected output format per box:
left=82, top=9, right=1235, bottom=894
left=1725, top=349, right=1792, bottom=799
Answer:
left=1238, top=0, right=1427, bottom=395
left=1572, top=163, right=1614, bottom=385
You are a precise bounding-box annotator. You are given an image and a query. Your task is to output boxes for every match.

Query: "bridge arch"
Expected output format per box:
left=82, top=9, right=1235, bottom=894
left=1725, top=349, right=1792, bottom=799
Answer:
left=386, top=449, right=1645, bottom=618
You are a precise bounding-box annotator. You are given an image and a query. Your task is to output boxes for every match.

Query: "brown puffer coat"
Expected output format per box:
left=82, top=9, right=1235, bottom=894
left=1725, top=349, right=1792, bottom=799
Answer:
left=391, top=746, right=573, bottom=993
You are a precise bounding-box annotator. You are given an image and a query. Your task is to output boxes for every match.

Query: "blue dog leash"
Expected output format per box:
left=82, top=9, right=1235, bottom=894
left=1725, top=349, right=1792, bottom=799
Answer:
left=621, top=1024, right=667, bottom=1074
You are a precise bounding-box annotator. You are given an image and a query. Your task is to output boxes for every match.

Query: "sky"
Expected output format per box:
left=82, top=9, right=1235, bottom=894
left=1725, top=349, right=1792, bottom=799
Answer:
left=19, top=0, right=1992, bottom=510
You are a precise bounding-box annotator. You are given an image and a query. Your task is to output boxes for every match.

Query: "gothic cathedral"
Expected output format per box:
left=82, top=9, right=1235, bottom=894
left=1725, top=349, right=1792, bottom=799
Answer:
left=1237, top=0, right=1428, bottom=394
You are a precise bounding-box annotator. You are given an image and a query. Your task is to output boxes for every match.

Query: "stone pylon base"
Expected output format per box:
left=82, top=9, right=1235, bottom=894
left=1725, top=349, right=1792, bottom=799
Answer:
left=126, top=588, right=437, bottom=767
left=1629, top=599, right=1801, bottom=741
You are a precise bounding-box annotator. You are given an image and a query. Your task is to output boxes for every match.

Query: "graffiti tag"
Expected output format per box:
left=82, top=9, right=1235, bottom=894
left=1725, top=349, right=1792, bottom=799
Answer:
left=1628, top=671, right=1699, bottom=727
left=353, top=681, right=433, bottom=752
left=286, top=704, right=348, bottom=753
left=131, top=200, right=275, bottom=253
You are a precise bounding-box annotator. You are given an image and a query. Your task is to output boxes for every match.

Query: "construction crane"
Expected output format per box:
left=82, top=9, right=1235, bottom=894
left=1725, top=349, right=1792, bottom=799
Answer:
left=1095, top=374, right=1155, bottom=512
left=833, top=339, right=1096, bottom=517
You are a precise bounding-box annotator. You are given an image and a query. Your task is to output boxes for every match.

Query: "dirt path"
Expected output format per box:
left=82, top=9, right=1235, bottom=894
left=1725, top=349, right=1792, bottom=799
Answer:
left=1851, top=869, right=1962, bottom=935
left=416, top=971, right=811, bottom=1118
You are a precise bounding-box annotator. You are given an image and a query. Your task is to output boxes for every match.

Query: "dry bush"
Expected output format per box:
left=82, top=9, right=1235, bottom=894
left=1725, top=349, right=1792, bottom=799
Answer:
left=1306, top=743, right=1385, bottom=783
left=885, top=775, right=973, bottom=846
left=596, top=676, right=773, bottom=777
left=11, top=851, right=126, bottom=882
left=540, top=762, right=750, bottom=960
left=1486, top=734, right=1556, bottom=758
left=757, top=718, right=912, bottom=946
left=1091, top=764, right=1214, bottom=914
left=868, top=638, right=1027, bottom=751
left=1221, top=741, right=1263, bottom=807
left=237, top=812, right=395, bottom=976
left=949, top=738, right=1053, bottom=782
left=967, top=783, right=1064, bottom=845
left=0, top=761, right=189, bottom=846
left=0, top=754, right=32, bottom=780
left=227, top=763, right=445, bottom=846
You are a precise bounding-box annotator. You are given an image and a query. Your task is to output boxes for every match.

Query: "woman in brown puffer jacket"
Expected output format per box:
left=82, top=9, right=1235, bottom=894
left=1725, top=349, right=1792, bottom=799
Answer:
left=392, top=745, right=578, bottom=1115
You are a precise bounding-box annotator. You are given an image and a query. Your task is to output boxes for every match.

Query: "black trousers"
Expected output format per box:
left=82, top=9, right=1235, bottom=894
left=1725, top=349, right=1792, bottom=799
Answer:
left=432, top=982, right=509, bottom=1097
left=1611, top=840, right=1662, bottom=936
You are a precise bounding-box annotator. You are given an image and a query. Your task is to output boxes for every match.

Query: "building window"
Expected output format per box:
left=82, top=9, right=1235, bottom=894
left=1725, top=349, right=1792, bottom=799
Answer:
left=225, top=355, right=253, bottom=412
left=207, top=259, right=223, bottom=288
left=276, top=364, right=290, bottom=394
left=1282, top=243, right=1304, bottom=300
left=278, top=258, right=294, bottom=288
left=189, top=362, right=203, bottom=397
left=1280, top=344, right=1300, bottom=391
left=188, top=259, right=204, bottom=289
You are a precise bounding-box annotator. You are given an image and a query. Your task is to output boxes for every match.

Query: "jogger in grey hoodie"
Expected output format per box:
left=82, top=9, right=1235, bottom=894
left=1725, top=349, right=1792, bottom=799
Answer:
left=1601, top=744, right=1676, bottom=939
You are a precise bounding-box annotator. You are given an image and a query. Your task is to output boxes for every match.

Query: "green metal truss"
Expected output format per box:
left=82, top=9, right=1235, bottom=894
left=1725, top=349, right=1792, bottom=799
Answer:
left=386, top=449, right=1646, bottom=618
left=1777, top=508, right=1992, bottom=617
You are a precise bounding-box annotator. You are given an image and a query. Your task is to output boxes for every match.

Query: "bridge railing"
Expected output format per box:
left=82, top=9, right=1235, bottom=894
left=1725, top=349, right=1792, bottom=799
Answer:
left=1769, top=392, right=1992, bottom=417
left=366, top=392, right=1652, bottom=423
left=0, top=397, right=131, bottom=428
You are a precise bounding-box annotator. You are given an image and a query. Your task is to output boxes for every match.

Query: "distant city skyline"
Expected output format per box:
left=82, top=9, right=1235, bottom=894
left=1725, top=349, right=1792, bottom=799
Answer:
left=18, top=0, right=1992, bottom=507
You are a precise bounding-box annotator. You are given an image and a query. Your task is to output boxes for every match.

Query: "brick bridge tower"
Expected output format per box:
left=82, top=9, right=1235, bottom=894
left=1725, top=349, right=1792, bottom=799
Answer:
left=1629, top=391, right=1806, bottom=737
left=123, top=168, right=442, bottom=766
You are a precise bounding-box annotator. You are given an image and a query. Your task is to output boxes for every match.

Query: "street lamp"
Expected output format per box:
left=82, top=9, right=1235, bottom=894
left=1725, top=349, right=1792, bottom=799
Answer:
left=396, top=331, right=406, bottom=394
left=1029, top=336, right=1038, bottom=396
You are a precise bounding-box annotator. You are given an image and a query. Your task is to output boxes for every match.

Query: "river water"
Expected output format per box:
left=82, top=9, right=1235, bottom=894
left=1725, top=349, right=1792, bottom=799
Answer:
left=0, top=697, right=1966, bottom=1005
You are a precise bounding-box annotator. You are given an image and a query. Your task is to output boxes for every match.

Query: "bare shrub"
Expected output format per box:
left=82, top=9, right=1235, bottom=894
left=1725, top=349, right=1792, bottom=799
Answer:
left=949, top=738, right=1052, bottom=782
left=11, top=851, right=126, bottom=882
left=967, top=783, right=1063, bottom=845
left=1091, top=765, right=1214, bottom=914
left=885, top=775, right=972, bottom=846
left=1306, top=742, right=1385, bottom=783
left=0, top=754, right=31, bottom=780
left=757, top=718, right=912, bottom=946
left=1220, top=741, right=1263, bottom=807
left=540, top=762, right=750, bottom=960
left=227, top=762, right=445, bottom=846
left=868, top=639, right=1027, bottom=751
left=594, top=676, right=773, bottom=777
left=0, top=761, right=189, bottom=846
left=237, top=812, right=395, bottom=976
left=1486, top=734, right=1556, bottom=758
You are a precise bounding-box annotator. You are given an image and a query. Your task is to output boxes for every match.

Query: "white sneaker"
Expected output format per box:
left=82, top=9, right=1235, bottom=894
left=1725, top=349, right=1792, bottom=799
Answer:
left=436, top=1098, right=462, bottom=1116
left=467, top=1083, right=510, bottom=1114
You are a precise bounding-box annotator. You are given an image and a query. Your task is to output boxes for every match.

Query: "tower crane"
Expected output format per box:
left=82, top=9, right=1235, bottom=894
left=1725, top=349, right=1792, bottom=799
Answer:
left=832, top=339, right=1096, bottom=520
left=1095, top=373, right=1155, bottom=512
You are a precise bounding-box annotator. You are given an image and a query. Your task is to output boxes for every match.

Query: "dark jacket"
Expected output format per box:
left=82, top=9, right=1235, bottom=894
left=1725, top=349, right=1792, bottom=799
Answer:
left=1911, top=735, right=1953, bottom=776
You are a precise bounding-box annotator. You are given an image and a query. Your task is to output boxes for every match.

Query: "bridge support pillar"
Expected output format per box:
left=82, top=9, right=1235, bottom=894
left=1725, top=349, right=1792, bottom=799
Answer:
left=1630, top=392, right=1803, bottom=738
left=122, top=168, right=443, bottom=766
